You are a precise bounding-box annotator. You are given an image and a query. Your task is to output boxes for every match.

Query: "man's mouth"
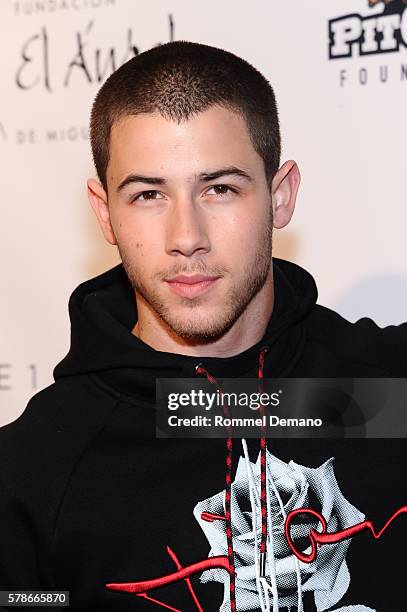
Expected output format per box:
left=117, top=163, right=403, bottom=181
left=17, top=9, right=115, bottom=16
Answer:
left=164, top=275, right=221, bottom=298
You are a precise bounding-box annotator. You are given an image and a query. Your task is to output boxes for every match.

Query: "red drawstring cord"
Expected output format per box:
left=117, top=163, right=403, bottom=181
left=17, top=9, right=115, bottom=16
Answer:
left=195, top=344, right=270, bottom=609
left=257, top=346, right=270, bottom=576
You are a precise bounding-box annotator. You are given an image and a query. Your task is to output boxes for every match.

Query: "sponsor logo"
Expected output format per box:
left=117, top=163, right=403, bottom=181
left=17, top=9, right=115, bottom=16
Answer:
left=6, top=15, right=175, bottom=144
left=329, top=0, right=407, bottom=59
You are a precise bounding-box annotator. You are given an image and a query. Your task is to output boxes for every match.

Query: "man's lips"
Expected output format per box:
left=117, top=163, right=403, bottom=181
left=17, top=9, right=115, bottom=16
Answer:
left=165, top=274, right=220, bottom=284
left=164, top=275, right=221, bottom=298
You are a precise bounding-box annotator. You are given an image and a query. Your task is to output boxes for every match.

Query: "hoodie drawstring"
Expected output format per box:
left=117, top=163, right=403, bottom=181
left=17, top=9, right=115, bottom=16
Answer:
left=195, top=344, right=270, bottom=612
left=257, top=345, right=270, bottom=577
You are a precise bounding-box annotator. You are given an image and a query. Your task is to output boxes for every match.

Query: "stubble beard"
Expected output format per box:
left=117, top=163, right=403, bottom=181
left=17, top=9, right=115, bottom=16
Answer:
left=119, top=212, right=273, bottom=344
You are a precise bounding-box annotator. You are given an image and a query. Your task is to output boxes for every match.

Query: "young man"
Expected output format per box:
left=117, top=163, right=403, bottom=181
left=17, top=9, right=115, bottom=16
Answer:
left=0, top=41, right=405, bottom=612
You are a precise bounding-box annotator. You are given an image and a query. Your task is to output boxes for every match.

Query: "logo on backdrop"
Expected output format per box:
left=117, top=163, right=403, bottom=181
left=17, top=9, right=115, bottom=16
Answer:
left=328, top=0, right=407, bottom=86
left=15, top=14, right=175, bottom=92
left=8, top=13, right=175, bottom=145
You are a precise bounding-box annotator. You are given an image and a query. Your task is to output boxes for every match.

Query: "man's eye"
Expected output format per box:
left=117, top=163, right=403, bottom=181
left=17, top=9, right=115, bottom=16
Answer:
left=132, top=190, right=164, bottom=202
left=206, top=184, right=237, bottom=196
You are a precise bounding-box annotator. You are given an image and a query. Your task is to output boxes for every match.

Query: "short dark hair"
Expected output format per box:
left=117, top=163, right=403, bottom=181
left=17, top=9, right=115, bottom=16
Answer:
left=89, top=40, right=281, bottom=195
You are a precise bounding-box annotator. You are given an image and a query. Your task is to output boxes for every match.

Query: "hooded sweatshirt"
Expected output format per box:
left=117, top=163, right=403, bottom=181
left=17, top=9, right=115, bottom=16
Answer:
left=0, top=257, right=406, bottom=612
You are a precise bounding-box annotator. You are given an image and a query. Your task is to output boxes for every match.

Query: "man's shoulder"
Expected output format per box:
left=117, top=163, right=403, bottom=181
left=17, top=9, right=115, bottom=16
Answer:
left=0, top=375, right=119, bottom=496
left=0, top=374, right=118, bottom=441
left=306, top=304, right=407, bottom=375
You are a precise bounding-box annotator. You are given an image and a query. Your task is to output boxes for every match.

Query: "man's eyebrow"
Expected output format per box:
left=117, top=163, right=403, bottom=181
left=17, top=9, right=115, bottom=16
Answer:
left=116, top=174, right=166, bottom=193
left=198, top=166, right=253, bottom=183
left=116, top=166, right=253, bottom=194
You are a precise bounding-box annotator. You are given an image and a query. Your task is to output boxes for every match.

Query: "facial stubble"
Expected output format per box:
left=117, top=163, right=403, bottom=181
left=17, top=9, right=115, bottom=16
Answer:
left=119, top=208, right=273, bottom=344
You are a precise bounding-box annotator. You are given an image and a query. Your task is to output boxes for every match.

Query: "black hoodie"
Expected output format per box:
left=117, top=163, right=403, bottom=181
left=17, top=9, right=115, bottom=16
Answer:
left=0, top=257, right=406, bottom=612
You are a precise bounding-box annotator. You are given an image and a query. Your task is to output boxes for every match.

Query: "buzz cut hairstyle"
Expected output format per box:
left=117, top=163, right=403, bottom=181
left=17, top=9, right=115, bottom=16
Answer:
left=89, top=40, right=281, bottom=195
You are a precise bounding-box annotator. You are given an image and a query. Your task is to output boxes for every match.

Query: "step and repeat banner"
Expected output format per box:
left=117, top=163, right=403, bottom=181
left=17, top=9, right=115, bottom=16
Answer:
left=1, top=0, right=406, bottom=425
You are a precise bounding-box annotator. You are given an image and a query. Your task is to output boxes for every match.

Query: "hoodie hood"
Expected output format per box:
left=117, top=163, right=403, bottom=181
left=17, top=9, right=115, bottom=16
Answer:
left=53, top=257, right=318, bottom=400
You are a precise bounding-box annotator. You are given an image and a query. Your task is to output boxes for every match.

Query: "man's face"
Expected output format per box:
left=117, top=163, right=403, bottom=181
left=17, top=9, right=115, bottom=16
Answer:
left=100, top=105, right=276, bottom=342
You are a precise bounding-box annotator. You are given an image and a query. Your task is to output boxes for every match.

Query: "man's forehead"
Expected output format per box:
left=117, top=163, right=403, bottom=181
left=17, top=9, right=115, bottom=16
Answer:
left=110, top=105, right=250, bottom=139
left=107, top=107, right=263, bottom=186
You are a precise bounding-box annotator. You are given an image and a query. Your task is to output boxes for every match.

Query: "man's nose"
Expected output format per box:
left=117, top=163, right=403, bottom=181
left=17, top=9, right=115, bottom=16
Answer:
left=165, top=197, right=210, bottom=257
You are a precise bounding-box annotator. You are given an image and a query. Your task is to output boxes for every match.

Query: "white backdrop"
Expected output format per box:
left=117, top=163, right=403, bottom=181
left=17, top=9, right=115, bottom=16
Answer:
left=1, top=0, right=406, bottom=426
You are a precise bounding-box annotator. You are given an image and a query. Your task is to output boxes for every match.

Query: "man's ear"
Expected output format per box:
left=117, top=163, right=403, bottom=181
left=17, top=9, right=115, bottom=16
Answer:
left=271, top=160, right=301, bottom=229
left=87, top=178, right=117, bottom=245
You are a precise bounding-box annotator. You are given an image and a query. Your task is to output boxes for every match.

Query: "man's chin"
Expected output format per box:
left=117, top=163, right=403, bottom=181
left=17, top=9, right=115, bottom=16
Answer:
left=163, top=313, right=235, bottom=344
left=169, top=328, right=229, bottom=344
